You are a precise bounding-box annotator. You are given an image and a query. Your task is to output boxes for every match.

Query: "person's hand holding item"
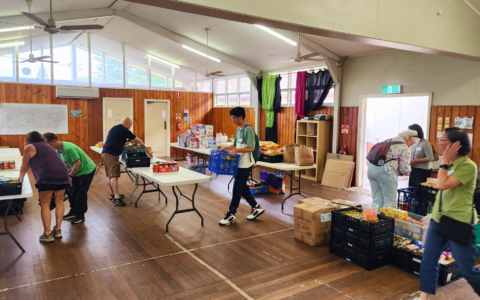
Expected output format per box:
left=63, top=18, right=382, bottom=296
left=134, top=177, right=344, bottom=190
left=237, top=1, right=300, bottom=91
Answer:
left=442, top=141, right=461, bottom=165
left=218, top=148, right=226, bottom=152
left=228, top=149, right=237, bottom=157
left=410, top=159, right=417, bottom=166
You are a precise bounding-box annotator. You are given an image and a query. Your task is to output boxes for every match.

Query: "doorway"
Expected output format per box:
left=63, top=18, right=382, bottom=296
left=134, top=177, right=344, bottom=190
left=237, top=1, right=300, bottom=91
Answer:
left=103, top=98, right=133, bottom=141
left=145, top=100, right=170, bottom=158
left=356, top=93, right=432, bottom=187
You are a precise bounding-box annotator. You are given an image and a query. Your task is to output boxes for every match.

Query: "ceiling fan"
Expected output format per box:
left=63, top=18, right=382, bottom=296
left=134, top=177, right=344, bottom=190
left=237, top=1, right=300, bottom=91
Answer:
left=22, top=0, right=104, bottom=35
left=271, top=33, right=324, bottom=63
left=203, top=29, right=223, bottom=78
left=20, top=1, right=57, bottom=64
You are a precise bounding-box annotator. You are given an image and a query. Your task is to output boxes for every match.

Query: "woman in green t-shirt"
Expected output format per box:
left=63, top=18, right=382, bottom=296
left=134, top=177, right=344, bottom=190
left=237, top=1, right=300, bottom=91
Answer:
left=43, top=133, right=96, bottom=225
left=416, top=128, right=480, bottom=300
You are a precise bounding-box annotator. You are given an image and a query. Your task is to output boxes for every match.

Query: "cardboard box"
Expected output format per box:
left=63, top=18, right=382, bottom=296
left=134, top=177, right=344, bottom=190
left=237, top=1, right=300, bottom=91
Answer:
left=321, top=159, right=355, bottom=189
left=331, top=199, right=361, bottom=207
left=299, top=197, right=331, bottom=206
left=326, top=153, right=354, bottom=162
left=293, top=202, right=334, bottom=246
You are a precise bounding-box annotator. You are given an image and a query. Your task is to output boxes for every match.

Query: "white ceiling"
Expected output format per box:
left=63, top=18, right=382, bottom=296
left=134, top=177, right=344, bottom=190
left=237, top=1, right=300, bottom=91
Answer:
left=0, top=0, right=394, bottom=78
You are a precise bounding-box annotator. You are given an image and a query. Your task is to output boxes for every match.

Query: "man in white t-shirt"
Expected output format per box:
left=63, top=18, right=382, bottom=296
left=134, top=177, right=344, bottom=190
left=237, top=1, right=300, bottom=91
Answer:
left=218, top=107, right=265, bottom=226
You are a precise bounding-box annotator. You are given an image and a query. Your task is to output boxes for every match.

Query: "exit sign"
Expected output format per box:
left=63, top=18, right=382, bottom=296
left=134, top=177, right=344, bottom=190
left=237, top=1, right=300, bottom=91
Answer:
left=382, top=85, right=402, bottom=94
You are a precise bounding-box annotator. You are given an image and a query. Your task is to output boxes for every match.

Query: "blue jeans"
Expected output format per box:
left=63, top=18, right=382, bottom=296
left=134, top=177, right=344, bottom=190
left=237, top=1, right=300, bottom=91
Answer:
left=420, top=219, right=480, bottom=295
left=367, top=164, right=397, bottom=209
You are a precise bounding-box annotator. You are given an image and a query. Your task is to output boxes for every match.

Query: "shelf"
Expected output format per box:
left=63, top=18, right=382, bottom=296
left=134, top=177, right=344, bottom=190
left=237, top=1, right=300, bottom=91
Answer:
left=297, top=135, right=307, bottom=137
left=307, top=137, right=317, bottom=150
left=297, top=136, right=306, bottom=145
left=297, top=122, right=307, bottom=136
left=306, top=168, right=316, bottom=179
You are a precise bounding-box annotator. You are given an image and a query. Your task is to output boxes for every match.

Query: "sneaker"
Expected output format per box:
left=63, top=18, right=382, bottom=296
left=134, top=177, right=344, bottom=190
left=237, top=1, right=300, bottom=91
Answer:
left=247, top=205, right=265, bottom=220
left=72, top=216, right=85, bottom=224
left=39, top=232, right=54, bottom=243
left=114, top=198, right=126, bottom=207
left=63, top=210, right=76, bottom=220
left=219, top=211, right=236, bottom=226
left=52, top=227, right=62, bottom=238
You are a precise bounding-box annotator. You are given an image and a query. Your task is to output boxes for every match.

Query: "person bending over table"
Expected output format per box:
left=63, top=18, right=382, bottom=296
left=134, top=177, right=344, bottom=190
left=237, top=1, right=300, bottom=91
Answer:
left=102, top=117, right=145, bottom=206
left=218, top=107, right=264, bottom=226
left=19, top=131, right=70, bottom=243
left=43, top=133, right=96, bottom=224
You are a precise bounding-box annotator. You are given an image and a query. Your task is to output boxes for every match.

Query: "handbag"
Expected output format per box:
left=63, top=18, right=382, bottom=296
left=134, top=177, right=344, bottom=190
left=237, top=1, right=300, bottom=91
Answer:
left=430, top=141, right=440, bottom=161
left=434, top=191, right=475, bottom=246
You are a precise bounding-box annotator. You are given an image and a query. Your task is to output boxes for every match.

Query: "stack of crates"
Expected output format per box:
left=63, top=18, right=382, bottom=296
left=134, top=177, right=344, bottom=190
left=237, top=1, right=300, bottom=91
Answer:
left=330, top=207, right=394, bottom=271
left=397, top=186, right=436, bottom=216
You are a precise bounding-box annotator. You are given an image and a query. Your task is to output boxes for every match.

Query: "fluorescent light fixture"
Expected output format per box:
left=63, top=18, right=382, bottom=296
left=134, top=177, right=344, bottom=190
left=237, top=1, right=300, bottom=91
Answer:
left=181, top=45, right=221, bottom=63
left=0, top=41, right=25, bottom=48
left=254, top=25, right=297, bottom=46
left=147, top=54, right=179, bottom=69
left=0, top=26, right=33, bottom=33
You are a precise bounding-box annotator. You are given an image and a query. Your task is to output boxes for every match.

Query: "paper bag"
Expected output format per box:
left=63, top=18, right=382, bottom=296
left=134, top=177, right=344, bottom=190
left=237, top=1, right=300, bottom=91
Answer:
left=283, top=143, right=298, bottom=163
left=295, top=145, right=314, bottom=166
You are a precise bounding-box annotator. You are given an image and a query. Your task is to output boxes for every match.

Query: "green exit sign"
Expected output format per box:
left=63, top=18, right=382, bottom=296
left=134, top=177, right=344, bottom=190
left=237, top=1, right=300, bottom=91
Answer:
left=382, top=85, right=402, bottom=94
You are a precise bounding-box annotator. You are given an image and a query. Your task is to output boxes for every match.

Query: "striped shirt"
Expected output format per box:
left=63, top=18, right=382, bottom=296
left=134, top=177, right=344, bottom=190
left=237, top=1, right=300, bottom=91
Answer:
left=411, top=139, right=434, bottom=170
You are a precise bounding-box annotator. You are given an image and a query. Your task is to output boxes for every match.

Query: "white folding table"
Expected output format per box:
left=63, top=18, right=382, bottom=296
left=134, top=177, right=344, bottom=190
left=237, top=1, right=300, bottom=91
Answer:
left=129, top=162, right=211, bottom=232
left=0, top=170, right=33, bottom=253
left=254, top=162, right=317, bottom=210
left=0, top=148, right=21, bottom=157
left=168, top=142, right=213, bottom=173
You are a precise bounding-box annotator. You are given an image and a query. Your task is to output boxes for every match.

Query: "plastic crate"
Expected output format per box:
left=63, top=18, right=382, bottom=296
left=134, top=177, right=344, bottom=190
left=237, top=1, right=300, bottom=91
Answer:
left=332, top=226, right=345, bottom=240
left=397, top=187, right=434, bottom=216
left=474, top=189, right=480, bottom=215
left=332, top=208, right=394, bottom=238
left=259, top=154, right=283, bottom=163
left=122, top=152, right=150, bottom=168
left=343, top=230, right=393, bottom=253
left=391, top=247, right=463, bottom=286
left=394, top=213, right=429, bottom=244
left=0, top=181, right=22, bottom=196
left=417, top=185, right=438, bottom=200
left=330, top=237, right=391, bottom=271
left=208, top=151, right=240, bottom=176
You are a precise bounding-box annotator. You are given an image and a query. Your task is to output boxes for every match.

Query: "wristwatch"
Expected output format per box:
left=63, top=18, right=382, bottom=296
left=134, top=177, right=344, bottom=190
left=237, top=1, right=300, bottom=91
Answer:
left=439, top=164, right=450, bottom=170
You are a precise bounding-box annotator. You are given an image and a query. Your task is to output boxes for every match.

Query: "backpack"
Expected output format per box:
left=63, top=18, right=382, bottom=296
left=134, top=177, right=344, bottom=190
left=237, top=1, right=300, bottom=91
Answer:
left=367, top=139, right=404, bottom=166
left=242, top=124, right=260, bottom=163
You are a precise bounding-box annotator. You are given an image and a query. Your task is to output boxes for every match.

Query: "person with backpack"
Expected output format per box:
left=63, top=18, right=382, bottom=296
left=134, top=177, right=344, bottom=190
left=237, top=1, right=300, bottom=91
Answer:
left=218, top=107, right=264, bottom=226
left=408, top=124, right=436, bottom=187
left=367, top=129, right=417, bottom=209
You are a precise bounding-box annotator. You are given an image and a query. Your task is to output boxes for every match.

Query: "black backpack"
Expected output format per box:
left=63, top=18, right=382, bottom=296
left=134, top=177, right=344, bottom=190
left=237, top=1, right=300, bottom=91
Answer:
left=367, top=139, right=404, bottom=166
left=242, top=124, right=260, bottom=163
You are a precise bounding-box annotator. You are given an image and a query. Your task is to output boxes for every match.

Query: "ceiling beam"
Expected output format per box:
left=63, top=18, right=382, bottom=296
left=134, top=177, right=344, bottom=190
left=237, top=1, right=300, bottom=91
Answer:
left=279, top=31, right=343, bottom=62
left=0, top=8, right=261, bottom=75
left=115, top=10, right=261, bottom=75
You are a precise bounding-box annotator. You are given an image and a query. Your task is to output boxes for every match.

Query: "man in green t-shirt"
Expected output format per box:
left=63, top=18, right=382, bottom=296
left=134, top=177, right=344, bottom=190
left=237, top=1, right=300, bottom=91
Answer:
left=44, top=133, right=96, bottom=224
left=218, top=107, right=264, bottom=226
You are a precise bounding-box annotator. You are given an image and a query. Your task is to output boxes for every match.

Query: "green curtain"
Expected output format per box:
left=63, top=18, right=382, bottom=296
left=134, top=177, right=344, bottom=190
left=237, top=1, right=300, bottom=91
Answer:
left=261, top=75, right=276, bottom=127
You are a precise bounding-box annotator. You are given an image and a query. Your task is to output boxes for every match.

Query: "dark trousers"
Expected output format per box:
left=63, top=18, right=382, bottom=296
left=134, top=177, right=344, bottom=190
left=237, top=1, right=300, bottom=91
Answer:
left=409, top=167, right=432, bottom=187
left=70, top=170, right=95, bottom=218
left=229, top=167, right=258, bottom=214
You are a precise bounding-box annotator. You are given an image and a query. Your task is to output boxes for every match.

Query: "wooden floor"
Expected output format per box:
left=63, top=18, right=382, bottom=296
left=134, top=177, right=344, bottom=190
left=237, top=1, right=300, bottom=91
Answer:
left=0, top=161, right=478, bottom=300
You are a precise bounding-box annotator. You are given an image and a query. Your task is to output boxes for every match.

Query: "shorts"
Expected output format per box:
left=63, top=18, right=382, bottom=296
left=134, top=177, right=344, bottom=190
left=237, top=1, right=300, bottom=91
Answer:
left=36, top=183, right=71, bottom=192
left=102, top=153, right=120, bottom=178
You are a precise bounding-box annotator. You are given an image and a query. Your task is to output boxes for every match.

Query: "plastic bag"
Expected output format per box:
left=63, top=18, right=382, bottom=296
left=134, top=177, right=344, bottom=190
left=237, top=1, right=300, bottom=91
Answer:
left=268, top=170, right=285, bottom=195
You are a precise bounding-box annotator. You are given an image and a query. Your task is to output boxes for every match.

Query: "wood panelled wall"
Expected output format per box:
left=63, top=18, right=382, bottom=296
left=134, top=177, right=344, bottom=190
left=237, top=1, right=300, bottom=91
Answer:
left=211, top=108, right=255, bottom=138
left=429, top=106, right=480, bottom=164
left=0, top=83, right=213, bottom=160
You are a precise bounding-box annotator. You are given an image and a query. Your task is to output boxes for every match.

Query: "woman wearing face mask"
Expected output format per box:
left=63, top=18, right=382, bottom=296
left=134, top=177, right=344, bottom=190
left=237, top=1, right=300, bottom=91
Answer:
left=367, top=129, right=417, bottom=209
left=408, top=124, right=435, bottom=187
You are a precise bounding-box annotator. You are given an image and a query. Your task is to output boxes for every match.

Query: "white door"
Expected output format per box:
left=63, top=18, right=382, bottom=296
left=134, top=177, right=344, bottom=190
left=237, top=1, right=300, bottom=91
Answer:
left=145, top=101, right=169, bottom=157
left=104, top=98, right=133, bottom=141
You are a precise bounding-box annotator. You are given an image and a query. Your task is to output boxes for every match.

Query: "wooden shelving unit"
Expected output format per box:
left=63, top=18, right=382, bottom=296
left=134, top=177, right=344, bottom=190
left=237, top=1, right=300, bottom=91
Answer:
left=295, top=120, right=330, bottom=181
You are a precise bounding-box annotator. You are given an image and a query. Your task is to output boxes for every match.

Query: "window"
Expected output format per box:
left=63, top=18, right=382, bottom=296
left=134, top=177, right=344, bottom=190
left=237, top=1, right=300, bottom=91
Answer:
left=91, top=34, right=123, bottom=88
left=125, top=45, right=147, bottom=88
left=53, top=33, right=89, bottom=86
left=196, top=80, right=211, bottom=92
left=174, top=67, right=194, bottom=91
left=214, top=76, right=251, bottom=107
left=0, top=47, right=15, bottom=82
left=18, top=35, right=51, bottom=84
left=276, top=67, right=335, bottom=107
left=151, top=59, right=172, bottom=89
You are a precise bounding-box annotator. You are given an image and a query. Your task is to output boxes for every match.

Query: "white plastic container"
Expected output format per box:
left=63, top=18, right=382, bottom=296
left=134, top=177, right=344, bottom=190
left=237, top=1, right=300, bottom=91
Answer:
left=394, top=212, right=429, bottom=243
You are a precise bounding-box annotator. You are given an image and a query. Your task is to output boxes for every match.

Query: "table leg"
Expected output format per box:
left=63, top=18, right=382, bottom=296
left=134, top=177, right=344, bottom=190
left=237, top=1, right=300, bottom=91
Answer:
left=130, top=174, right=139, bottom=204
left=281, top=171, right=307, bottom=210
left=0, top=200, right=25, bottom=253
left=95, top=158, right=104, bottom=175
left=174, top=148, right=186, bottom=162
left=131, top=175, right=166, bottom=208
left=166, top=184, right=202, bottom=232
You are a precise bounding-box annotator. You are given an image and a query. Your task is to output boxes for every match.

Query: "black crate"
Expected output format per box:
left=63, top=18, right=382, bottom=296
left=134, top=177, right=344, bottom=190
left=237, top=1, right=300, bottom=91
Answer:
left=397, top=187, right=433, bottom=216
left=0, top=181, right=22, bottom=196
left=358, top=234, right=393, bottom=252
left=417, top=185, right=438, bottom=200
left=330, top=238, right=344, bottom=256
left=332, top=209, right=345, bottom=226
left=330, top=237, right=391, bottom=271
left=391, top=247, right=463, bottom=286
left=122, top=152, right=150, bottom=168
left=332, top=208, right=394, bottom=238
left=259, top=154, right=283, bottom=163
left=332, top=226, right=345, bottom=240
